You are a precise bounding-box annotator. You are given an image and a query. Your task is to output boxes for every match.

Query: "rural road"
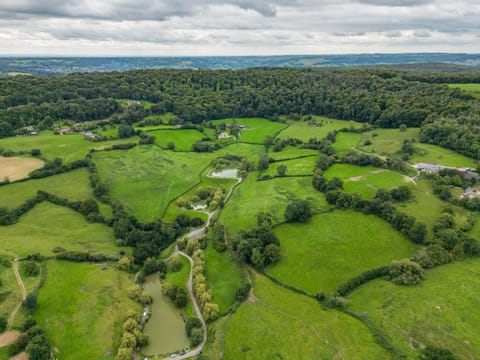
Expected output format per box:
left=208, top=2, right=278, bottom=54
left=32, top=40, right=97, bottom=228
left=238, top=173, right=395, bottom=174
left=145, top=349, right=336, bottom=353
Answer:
left=159, top=175, right=242, bottom=359
left=8, top=258, right=27, bottom=327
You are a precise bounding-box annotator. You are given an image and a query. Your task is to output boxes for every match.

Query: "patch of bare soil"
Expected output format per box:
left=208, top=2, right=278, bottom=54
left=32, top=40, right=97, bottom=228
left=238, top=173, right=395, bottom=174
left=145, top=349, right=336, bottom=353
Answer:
left=0, top=331, right=20, bottom=347
left=247, top=288, right=257, bottom=303
left=10, top=352, right=28, bottom=360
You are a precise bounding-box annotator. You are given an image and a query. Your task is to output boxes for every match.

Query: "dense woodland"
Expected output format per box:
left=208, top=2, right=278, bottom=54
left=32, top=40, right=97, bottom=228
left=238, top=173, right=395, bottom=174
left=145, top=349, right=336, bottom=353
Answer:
left=1, top=68, right=480, bottom=158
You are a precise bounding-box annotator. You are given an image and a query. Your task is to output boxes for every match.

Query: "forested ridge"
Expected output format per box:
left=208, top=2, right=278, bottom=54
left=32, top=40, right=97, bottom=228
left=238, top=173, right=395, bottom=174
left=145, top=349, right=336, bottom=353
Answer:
left=1, top=68, right=480, bottom=157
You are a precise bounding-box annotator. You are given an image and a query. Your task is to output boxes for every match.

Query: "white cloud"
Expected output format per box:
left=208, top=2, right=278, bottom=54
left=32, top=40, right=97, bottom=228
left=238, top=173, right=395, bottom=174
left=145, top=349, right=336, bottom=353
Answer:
left=0, top=0, right=478, bottom=55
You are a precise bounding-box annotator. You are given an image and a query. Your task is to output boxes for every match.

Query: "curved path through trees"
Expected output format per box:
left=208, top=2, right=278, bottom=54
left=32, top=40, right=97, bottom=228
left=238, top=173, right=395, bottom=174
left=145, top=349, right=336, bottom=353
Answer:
left=8, top=258, right=27, bottom=328
left=159, top=175, right=242, bottom=359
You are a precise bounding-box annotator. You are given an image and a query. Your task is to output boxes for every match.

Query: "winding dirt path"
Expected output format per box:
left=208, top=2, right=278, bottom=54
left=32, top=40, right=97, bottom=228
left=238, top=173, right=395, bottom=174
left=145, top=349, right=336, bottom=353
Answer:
left=8, top=258, right=27, bottom=328
left=159, top=175, right=242, bottom=359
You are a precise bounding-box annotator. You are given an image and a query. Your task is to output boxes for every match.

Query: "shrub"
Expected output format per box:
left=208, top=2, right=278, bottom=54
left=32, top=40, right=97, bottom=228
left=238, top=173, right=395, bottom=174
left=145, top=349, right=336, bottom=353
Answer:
left=284, top=199, right=312, bottom=223
left=420, top=345, right=456, bottom=360
left=0, top=316, right=7, bottom=332
left=21, top=261, right=40, bottom=277
left=385, top=260, right=424, bottom=285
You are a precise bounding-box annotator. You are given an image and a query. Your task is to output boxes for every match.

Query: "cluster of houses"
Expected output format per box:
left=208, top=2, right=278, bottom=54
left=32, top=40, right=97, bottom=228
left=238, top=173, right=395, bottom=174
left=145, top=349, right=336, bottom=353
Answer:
left=217, top=124, right=248, bottom=140
left=21, top=125, right=38, bottom=135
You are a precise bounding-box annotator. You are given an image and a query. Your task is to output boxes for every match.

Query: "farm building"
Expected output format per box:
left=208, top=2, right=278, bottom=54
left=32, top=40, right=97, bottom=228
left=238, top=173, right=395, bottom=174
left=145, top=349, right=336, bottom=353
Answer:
left=416, top=163, right=441, bottom=173
left=218, top=132, right=230, bottom=139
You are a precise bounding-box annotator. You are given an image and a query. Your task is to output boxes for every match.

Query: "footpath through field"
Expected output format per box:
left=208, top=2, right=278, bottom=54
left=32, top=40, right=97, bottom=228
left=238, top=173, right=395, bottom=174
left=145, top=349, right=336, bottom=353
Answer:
left=8, top=258, right=27, bottom=328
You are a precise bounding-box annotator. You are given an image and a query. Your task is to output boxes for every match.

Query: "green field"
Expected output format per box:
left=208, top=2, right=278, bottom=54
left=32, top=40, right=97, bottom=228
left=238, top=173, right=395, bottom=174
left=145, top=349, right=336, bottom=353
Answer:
left=0, top=202, right=124, bottom=257
left=268, top=211, right=417, bottom=293
left=208, top=118, right=287, bottom=144
left=163, top=176, right=236, bottom=221
left=150, top=129, right=205, bottom=151
left=262, top=156, right=317, bottom=177
left=448, top=83, right=480, bottom=92
left=358, top=128, right=420, bottom=156
left=324, top=163, right=409, bottom=198
left=94, top=144, right=265, bottom=222
left=219, top=175, right=328, bottom=233
left=36, top=261, right=140, bottom=360
left=94, top=146, right=215, bottom=221
left=349, top=258, right=480, bottom=359
left=397, top=179, right=471, bottom=240
left=412, top=143, right=477, bottom=168
left=0, top=131, right=139, bottom=163
left=164, top=255, right=194, bottom=318
left=267, top=146, right=318, bottom=161
left=278, top=117, right=359, bottom=142
left=204, top=244, right=245, bottom=314
left=221, top=273, right=389, bottom=359
left=333, top=132, right=361, bottom=155
left=0, top=168, right=92, bottom=208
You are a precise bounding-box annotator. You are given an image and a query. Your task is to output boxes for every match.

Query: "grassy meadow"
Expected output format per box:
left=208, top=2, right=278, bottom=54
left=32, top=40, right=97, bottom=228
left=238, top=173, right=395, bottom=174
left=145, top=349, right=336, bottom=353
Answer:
left=0, top=131, right=139, bottom=163
left=324, top=163, right=409, bottom=198
left=150, top=129, right=205, bottom=151
left=332, top=132, right=361, bottom=155
left=219, top=175, right=328, bottom=233
left=35, top=261, right=140, bottom=360
left=349, top=258, right=480, bottom=359
left=0, top=168, right=93, bottom=209
left=412, top=143, right=478, bottom=168
left=268, top=211, right=417, bottom=293
left=208, top=118, right=287, bottom=144
left=221, top=273, right=390, bottom=360
left=262, top=156, right=317, bottom=177
left=267, top=146, right=318, bottom=161
left=278, top=117, right=360, bottom=142
left=93, top=146, right=215, bottom=221
left=448, top=83, right=480, bottom=92
left=204, top=244, right=245, bottom=314
left=0, top=202, right=124, bottom=257
left=358, top=127, right=420, bottom=156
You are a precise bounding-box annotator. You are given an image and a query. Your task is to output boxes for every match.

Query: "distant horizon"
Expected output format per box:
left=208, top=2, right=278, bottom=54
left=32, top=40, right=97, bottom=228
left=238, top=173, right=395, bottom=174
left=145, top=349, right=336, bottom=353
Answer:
left=0, top=52, right=480, bottom=58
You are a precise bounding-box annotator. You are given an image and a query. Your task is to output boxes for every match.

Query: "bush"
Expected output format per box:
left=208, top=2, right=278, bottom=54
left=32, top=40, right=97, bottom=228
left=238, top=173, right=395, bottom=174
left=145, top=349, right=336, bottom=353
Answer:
left=21, top=261, right=40, bottom=277
left=0, top=316, right=7, bottom=332
left=385, top=260, right=424, bottom=285
left=23, top=292, right=38, bottom=312
left=420, top=345, right=456, bottom=360
left=284, top=199, right=312, bottom=223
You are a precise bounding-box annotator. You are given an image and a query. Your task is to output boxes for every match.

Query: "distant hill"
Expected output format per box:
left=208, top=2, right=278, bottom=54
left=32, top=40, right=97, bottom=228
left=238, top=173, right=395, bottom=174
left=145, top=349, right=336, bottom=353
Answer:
left=0, top=53, right=480, bottom=75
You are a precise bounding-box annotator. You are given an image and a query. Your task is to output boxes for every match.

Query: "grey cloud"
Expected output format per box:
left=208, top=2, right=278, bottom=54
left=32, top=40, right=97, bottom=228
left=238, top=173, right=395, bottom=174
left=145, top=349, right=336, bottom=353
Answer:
left=0, top=0, right=294, bottom=20
left=356, top=0, right=433, bottom=6
left=414, top=29, right=432, bottom=37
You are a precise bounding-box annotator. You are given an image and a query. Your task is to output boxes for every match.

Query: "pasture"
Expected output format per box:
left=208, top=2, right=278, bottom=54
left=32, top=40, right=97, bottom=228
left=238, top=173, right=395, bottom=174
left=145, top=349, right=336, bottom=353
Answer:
left=332, top=132, right=360, bottom=155
left=412, top=143, right=477, bottom=168
left=0, top=156, right=44, bottom=181
left=0, top=131, right=139, bottom=163
left=397, top=179, right=471, bottom=240
left=267, top=146, right=318, bottom=161
left=278, top=117, right=359, bottom=142
left=262, top=156, right=317, bottom=177
left=357, top=127, right=420, bottom=156
left=0, top=202, right=124, bottom=257
left=349, top=258, right=480, bottom=359
left=207, top=118, right=287, bottom=144
left=448, top=83, right=480, bottom=92
left=149, top=129, right=205, bottom=151
left=221, top=273, right=389, bottom=359
left=204, top=243, right=245, bottom=314
left=0, top=167, right=112, bottom=219
left=268, top=211, right=417, bottom=294
left=324, top=163, right=408, bottom=198
left=93, top=146, right=216, bottom=221
left=219, top=175, right=328, bottom=233
left=35, top=261, right=140, bottom=360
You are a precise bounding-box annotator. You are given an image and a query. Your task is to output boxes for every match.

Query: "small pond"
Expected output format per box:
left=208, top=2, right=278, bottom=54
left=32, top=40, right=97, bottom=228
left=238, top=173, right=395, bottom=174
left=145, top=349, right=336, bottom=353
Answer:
left=209, top=168, right=238, bottom=179
left=142, top=275, right=190, bottom=356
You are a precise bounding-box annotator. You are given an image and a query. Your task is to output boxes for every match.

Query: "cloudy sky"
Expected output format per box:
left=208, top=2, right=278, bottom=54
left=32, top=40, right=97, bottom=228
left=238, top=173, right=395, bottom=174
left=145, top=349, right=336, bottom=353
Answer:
left=0, top=0, right=478, bottom=56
